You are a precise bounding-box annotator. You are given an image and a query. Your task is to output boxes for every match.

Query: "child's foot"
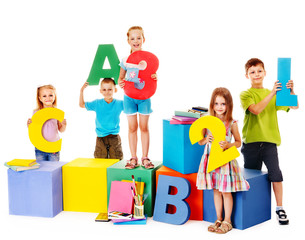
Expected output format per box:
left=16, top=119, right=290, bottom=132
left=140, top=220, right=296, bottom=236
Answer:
left=208, top=220, right=222, bottom=232
left=125, top=157, right=139, bottom=169
left=276, top=209, right=289, bottom=225
left=215, top=221, right=232, bottom=234
left=141, top=157, right=154, bottom=169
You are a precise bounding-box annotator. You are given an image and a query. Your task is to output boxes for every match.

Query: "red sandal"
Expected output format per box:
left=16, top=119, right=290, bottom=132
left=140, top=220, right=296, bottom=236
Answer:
left=141, top=157, right=154, bottom=169
left=125, top=157, right=139, bottom=169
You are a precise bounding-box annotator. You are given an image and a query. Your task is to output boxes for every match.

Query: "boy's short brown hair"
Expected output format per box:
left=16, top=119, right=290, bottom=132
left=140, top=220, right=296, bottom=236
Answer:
left=100, top=78, right=116, bottom=87
left=245, top=58, right=265, bottom=74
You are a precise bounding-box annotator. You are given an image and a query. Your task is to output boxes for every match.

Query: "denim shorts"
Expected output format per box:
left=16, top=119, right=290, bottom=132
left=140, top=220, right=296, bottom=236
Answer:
left=241, top=142, right=283, bottom=182
left=35, top=148, right=60, bottom=161
left=123, top=95, right=152, bottom=115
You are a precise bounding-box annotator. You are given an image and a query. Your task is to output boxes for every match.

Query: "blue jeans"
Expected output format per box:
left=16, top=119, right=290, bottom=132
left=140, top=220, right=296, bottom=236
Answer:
left=35, top=148, right=60, bottom=161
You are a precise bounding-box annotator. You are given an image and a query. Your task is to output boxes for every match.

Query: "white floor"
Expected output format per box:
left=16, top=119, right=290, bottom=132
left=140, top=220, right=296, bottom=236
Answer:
left=0, top=163, right=302, bottom=240
left=0, top=208, right=301, bottom=240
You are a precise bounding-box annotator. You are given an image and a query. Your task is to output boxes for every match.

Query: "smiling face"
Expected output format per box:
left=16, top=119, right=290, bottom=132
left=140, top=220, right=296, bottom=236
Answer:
left=38, top=87, right=56, bottom=108
left=127, top=29, right=145, bottom=53
left=100, top=82, right=117, bottom=103
left=213, top=95, right=227, bottom=119
left=246, top=64, right=266, bottom=88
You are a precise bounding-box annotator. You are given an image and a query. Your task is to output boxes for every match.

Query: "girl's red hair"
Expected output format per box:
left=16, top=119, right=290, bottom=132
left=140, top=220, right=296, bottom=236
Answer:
left=209, top=87, right=233, bottom=122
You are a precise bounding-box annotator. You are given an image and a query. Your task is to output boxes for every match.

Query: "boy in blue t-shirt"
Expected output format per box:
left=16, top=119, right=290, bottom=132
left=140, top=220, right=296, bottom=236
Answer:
left=79, top=78, right=124, bottom=159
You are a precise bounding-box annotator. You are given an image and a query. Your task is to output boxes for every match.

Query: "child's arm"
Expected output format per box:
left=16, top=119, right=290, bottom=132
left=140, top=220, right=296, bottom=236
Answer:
left=248, top=80, right=281, bottom=115
left=79, top=82, right=89, bottom=108
left=219, top=122, right=241, bottom=150
left=58, top=119, right=67, bottom=133
left=118, top=68, right=126, bottom=88
left=27, top=118, right=32, bottom=127
left=287, top=80, right=299, bottom=109
left=198, top=129, right=213, bottom=146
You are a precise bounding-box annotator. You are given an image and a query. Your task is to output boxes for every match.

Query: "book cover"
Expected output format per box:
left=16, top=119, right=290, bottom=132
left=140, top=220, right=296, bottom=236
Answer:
left=6, top=159, right=37, bottom=167
left=108, top=181, right=134, bottom=214
left=174, top=110, right=201, bottom=119
left=170, top=119, right=196, bottom=125
left=112, top=215, right=147, bottom=225
left=188, top=109, right=208, bottom=116
left=4, top=162, right=40, bottom=172
left=172, top=115, right=198, bottom=122
left=108, top=211, right=132, bottom=219
left=191, top=106, right=208, bottom=112
left=95, top=212, right=110, bottom=222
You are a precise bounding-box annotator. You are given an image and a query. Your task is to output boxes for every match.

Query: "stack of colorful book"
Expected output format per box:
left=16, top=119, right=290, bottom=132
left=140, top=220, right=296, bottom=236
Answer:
left=106, top=175, right=147, bottom=225
left=4, top=159, right=40, bottom=172
left=170, top=106, right=208, bottom=125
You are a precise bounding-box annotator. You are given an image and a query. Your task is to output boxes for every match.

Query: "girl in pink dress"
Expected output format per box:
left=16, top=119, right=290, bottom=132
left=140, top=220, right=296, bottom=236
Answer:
left=27, top=85, right=67, bottom=161
left=196, top=87, right=249, bottom=234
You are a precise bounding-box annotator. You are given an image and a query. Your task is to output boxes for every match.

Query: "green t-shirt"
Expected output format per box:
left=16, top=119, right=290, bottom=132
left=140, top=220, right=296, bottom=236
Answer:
left=240, top=88, right=289, bottom=146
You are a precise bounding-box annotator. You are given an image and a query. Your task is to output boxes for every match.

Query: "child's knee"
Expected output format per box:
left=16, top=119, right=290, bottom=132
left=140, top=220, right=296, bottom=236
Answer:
left=139, top=124, right=149, bottom=133
left=94, top=149, right=107, bottom=158
left=109, top=147, right=123, bottom=160
left=108, top=135, right=123, bottom=160
left=222, top=192, right=232, bottom=198
left=94, top=138, right=108, bottom=158
left=129, top=125, right=138, bottom=133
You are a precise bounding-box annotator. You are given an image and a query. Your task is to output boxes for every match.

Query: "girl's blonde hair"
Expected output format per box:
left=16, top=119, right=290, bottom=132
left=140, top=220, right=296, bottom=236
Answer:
left=127, top=26, right=145, bottom=53
left=36, top=84, right=57, bottom=110
left=127, top=26, right=145, bottom=40
left=209, top=87, right=233, bottom=122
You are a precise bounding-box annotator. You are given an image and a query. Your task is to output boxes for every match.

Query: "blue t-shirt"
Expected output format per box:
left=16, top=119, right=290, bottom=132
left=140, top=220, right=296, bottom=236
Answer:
left=85, top=99, right=124, bottom=137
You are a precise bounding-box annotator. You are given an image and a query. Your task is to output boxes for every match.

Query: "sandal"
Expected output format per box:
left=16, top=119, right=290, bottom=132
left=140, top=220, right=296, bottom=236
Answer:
left=208, top=220, right=222, bottom=232
left=125, top=157, right=139, bottom=169
left=215, top=221, right=232, bottom=234
left=141, top=157, right=154, bottom=169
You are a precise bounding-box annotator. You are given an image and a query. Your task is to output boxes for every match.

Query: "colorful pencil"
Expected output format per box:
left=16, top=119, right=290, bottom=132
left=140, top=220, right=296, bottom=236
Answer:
left=132, top=175, right=141, bottom=205
left=131, top=186, right=139, bottom=205
left=131, top=175, right=138, bottom=196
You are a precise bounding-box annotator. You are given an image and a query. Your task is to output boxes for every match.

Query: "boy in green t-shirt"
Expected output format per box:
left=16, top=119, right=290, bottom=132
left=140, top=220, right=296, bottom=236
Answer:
left=240, top=58, right=298, bottom=225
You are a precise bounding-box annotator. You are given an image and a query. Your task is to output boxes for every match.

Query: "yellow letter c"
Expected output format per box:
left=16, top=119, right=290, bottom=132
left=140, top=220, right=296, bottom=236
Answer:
left=28, top=108, right=64, bottom=153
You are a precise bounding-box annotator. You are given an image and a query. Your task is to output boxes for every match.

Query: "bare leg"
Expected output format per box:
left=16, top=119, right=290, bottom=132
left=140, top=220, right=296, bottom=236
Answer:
left=127, top=115, right=138, bottom=158
left=213, top=189, right=223, bottom=221
left=215, top=192, right=233, bottom=233
left=273, top=182, right=289, bottom=224
left=273, top=182, right=283, bottom=206
left=208, top=189, right=223, bottom=232
left=139, top=114, right=150, bottom=158
left=222, top=192, right=233, bottom=223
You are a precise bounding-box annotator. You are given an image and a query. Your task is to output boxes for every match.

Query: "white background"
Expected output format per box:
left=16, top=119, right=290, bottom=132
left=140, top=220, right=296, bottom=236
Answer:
left=0, top=0, right=304, bottom=239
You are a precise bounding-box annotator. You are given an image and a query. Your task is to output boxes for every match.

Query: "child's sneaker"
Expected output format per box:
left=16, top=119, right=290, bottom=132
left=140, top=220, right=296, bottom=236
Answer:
left=276, top=209, right=289, bottom=225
